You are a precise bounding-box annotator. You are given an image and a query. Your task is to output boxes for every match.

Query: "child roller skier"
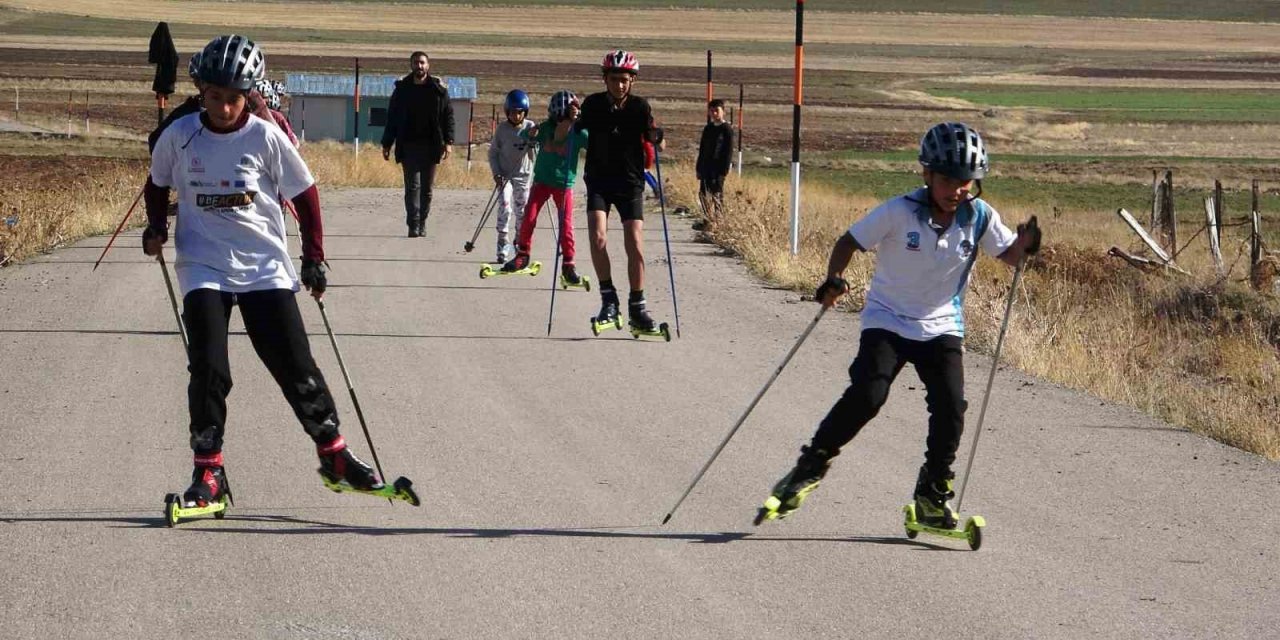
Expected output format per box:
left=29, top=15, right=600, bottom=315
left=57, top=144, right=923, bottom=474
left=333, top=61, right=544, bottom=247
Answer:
left=575, top=50, right=666, bottom=335
left=489, top=89, right=536, bottom=264
left=145, top=35, right=388, bottom=514
left=502, top=90, right=588, bottom=287
left=756, top=122, right=1042, bottom=528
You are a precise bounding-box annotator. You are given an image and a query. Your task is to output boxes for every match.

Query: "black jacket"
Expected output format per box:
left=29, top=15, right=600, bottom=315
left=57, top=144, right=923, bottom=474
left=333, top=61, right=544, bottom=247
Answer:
left=696, top=121, right=734, bottom=179
left=576, top=92, right=657, bottom=190
left=381, top=74, right=455, bottom=163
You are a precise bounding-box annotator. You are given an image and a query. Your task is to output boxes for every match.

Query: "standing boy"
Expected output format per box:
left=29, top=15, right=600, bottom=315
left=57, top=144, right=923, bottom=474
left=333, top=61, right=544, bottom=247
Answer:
left=145, top=35, right=386, bottom=511
left=382, top=51, right=455, bottom=238
left=756, top=122, right=1041, bottom=528
left=695, top=99, right=733, bottom=224
left=504, top=90, right=589, bottom=287
left=575, top=50, right=664, bottom=334
left=488, top=89, right=536, bottom=264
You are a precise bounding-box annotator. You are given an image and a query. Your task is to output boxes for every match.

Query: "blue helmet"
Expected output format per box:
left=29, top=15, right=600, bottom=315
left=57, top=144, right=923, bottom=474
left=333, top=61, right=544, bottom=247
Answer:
left=504, top=89, right=530, bottom=113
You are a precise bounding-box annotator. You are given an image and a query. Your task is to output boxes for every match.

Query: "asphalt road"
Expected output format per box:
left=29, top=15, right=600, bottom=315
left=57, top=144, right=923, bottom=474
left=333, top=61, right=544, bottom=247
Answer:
left=0, top=187, right=1275, bottom=639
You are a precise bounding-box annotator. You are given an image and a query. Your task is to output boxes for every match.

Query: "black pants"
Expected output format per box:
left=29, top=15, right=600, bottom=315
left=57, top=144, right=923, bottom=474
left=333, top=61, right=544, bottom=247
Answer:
left=401, top=148, right=440, bottom=228
left=699, top=175, right=724, bottom=217
left=811, top=329, right=967, bottom=477
left=183, top=288, right=341, bottom=455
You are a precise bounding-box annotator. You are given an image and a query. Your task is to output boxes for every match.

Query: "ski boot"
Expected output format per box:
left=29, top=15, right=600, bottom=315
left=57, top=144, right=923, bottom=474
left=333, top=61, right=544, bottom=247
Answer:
left=559, top=263, right=591, bottom=291
left=316, top=436, right=421, bottom=506
left=590, top=288, right=623, bottom=335
left=754, top=446, right=832, bottom=524
left=480, top=252, right=540, bottom=279
left=627, top=297, right=671, bottom=342
left=902, top=465, right=985, bottom=550
left=164, top=452, right=233, bottom=527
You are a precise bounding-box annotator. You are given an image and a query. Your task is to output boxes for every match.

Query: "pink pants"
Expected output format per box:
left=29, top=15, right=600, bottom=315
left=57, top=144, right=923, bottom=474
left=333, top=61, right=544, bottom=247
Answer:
left=516, top=183, right=575, bottom=265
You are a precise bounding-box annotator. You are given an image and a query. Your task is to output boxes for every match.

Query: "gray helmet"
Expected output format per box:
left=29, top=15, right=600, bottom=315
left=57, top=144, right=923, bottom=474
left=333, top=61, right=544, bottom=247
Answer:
left=919, top=122, right=988, bottom=180
left=548, top=90, right=578, bottom=120
left=187, top=52, right=202, bottom=80
left=197, top=35, right=265, bottom=91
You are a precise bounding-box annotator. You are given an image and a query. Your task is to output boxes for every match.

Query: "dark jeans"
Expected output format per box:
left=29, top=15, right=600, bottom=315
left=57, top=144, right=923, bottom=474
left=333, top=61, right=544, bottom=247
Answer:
left=183, top=288, right=341, bottom=455
left=401, top=147, right=440, bottom=228
left=699, top=175, right=725, bottom=217
left=811, top=328, right=967, bottom=477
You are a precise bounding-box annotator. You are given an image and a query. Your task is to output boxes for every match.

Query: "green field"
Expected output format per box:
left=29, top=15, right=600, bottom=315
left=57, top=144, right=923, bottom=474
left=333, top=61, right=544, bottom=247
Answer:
left=929, top=86, right=1280, bottom=124
left=250, top=0, right=1280, bottom=22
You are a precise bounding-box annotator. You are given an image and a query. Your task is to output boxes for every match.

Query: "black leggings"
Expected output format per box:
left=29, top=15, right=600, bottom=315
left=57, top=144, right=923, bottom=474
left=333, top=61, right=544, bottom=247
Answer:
left=183, top=288, right=341, bottom=455
left=811, top=329, right=967, bottom=476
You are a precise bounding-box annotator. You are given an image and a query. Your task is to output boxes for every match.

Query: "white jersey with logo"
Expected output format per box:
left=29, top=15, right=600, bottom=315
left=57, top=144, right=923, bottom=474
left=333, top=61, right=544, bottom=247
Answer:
left=150, top=112, right=314, bottom=296
left=849, top=187, right=1017, bottom=341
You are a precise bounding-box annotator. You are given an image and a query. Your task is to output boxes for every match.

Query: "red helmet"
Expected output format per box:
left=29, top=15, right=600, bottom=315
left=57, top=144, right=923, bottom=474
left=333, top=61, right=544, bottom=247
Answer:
left=601, top=50, right=639, bottom=75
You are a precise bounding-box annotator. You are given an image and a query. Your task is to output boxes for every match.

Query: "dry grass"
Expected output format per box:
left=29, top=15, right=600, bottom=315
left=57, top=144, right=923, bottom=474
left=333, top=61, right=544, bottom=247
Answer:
left=301, top=140, right=494, bottom=190
left=670, top=164, right=1280, bottom=460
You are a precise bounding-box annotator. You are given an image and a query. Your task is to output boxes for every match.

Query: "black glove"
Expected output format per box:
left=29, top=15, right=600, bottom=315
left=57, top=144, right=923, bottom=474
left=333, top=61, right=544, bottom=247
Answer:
left=300, top=259, right=327, bottom=295
left=814, top=275, right=849, bottom=305
left=1017, top=215, right=1042, bottom=255
left=142, top=225, right=167, bottom=256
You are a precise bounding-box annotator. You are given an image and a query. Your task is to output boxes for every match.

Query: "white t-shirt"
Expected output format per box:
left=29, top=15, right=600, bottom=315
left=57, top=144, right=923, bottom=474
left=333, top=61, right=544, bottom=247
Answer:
left=150, top=113, right=315, bottom=296
left=849, top=188, right=1017, bottom=340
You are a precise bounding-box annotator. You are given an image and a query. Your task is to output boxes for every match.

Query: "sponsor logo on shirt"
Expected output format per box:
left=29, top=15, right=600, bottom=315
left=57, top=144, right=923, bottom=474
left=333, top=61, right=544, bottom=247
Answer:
left=197, top=192, right=257, bottom=210
left=906, top=231, right=921, bottom=251
left=234, top=180, right=246, bottom=188
left=959, top=239, right=974, bottom=257
left=189, top=156, right=204, bottom=174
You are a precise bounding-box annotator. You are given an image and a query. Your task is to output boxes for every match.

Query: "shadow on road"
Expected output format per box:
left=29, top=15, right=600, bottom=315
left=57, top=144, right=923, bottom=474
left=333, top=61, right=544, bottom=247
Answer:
left=0, top=328, right=611, bottom=343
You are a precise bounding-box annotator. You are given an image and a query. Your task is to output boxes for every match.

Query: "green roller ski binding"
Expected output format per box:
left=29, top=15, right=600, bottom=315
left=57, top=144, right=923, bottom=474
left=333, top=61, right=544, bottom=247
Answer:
left=319, top=470, right=422, bottom=507
left=627, top=299, right=671, bottom=342
left=902, top=465, right=983, bottom=550
left=753, top=446, right=831, bottom=525
left=164, top=491, right=231, bottom=527
left=590, top=290, right=623, bottom=336
left=480, top=256, right=541, bottom=280
left=559, top=265, right=591, bottom=292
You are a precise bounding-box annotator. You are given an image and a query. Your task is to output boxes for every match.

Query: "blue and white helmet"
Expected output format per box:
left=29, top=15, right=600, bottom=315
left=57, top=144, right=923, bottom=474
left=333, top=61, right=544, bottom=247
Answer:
left=548, top=90, right=579, bottom=120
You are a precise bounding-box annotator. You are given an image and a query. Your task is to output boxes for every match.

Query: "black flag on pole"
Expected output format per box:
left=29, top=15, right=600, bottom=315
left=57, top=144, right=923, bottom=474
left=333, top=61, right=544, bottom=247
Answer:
left=148, top=22, right=178, bottom=125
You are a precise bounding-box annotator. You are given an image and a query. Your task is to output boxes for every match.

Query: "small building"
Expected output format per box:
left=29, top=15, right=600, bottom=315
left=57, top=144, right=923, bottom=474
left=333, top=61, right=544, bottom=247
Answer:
left=284, top=73, right=477, bottom=145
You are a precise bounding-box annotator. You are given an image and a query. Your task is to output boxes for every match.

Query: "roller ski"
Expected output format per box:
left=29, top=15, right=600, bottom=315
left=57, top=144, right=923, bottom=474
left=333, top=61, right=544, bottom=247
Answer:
left=315, top=437, right=421, bottom=506
left=901, top=465, right=984, bottom=550
left=753, top=446, right=831, bottom=524
left=480, top=253, right=541, bottom=279
left=558, top=263, right=591, bottom=291
left=627, top=298, right=671, bottom=342
left=164, top=453, right=233, bottom=527
left=590, top=288, right=623, bottom=335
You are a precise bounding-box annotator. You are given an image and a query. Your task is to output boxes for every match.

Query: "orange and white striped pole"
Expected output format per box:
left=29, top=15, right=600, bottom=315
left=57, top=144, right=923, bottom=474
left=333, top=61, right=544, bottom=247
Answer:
left=789, top=0, right=805, bottom=255
left=706, top=49, right=713, bottom=122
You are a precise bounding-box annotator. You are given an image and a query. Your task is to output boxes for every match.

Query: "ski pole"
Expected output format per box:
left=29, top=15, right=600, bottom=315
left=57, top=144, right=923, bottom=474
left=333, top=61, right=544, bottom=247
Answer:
left=546, top=194, right=562, bottom=336
left=653, top=149, right=682, bottom=338
left=93, top=184, right=145, bottom=271
left=315, top=299, right=391, bottom=504
left=463, top=179, right=505, bottom=253
left=661, top=304, right=828, bottom=524
left=955, top=257, right=1025, bottom=514
left=155, top=253, right=188, bottom=352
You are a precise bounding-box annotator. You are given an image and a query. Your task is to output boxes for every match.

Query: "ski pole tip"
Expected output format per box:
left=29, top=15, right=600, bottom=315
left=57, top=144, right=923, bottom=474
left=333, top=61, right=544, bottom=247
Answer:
left=661, top=513, right=672, bottom=525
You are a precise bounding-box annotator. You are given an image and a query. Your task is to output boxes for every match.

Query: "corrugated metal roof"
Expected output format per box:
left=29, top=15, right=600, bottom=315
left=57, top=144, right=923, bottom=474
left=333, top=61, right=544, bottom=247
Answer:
left=284, top=73, right=477, bottom=100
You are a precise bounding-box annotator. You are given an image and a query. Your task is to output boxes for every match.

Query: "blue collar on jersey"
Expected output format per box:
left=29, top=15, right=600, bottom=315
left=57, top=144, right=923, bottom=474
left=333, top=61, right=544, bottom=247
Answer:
left=904, top=187, right=978, bottom=229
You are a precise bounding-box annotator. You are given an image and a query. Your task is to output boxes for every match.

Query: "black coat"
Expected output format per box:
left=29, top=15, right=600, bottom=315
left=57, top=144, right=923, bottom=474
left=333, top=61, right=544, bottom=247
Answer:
left=381, top=74, right=456, bottom=163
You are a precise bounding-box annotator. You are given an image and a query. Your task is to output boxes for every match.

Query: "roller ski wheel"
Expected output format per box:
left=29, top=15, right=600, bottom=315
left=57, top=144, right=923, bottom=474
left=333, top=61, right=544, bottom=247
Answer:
left=317, top=469, right=422, bottom=507
left=163, top=491, right=231, bottom=527
left=902, top=503, right=985, bottom=550
left=559, top=273, right=592, bottom=292
left=629, top=321, right=671, bottom=342
left=590, top=313, right=623, bottom=336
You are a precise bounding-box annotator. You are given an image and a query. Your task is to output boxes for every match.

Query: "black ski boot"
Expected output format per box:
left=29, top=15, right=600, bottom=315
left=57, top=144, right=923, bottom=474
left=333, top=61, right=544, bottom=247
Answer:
left=591, top=288, right=622, bottom=335
left=913, top=465, right=959, bottom=529
left=502, top=252, right=530, bottom=273
left=754, top=445, right=833, bottom=524
left=183, top=452, right=231, bottom=508
left=317, top=436, right=383, bottom=490
left=559, top=263, right=590, bottom=290
left=627, top=293, right=671, bottom=340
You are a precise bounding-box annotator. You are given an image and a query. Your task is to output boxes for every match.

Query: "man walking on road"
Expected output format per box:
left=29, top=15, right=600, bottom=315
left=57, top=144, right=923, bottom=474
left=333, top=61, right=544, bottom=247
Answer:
left=382, top=51, right=455, bottom=238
